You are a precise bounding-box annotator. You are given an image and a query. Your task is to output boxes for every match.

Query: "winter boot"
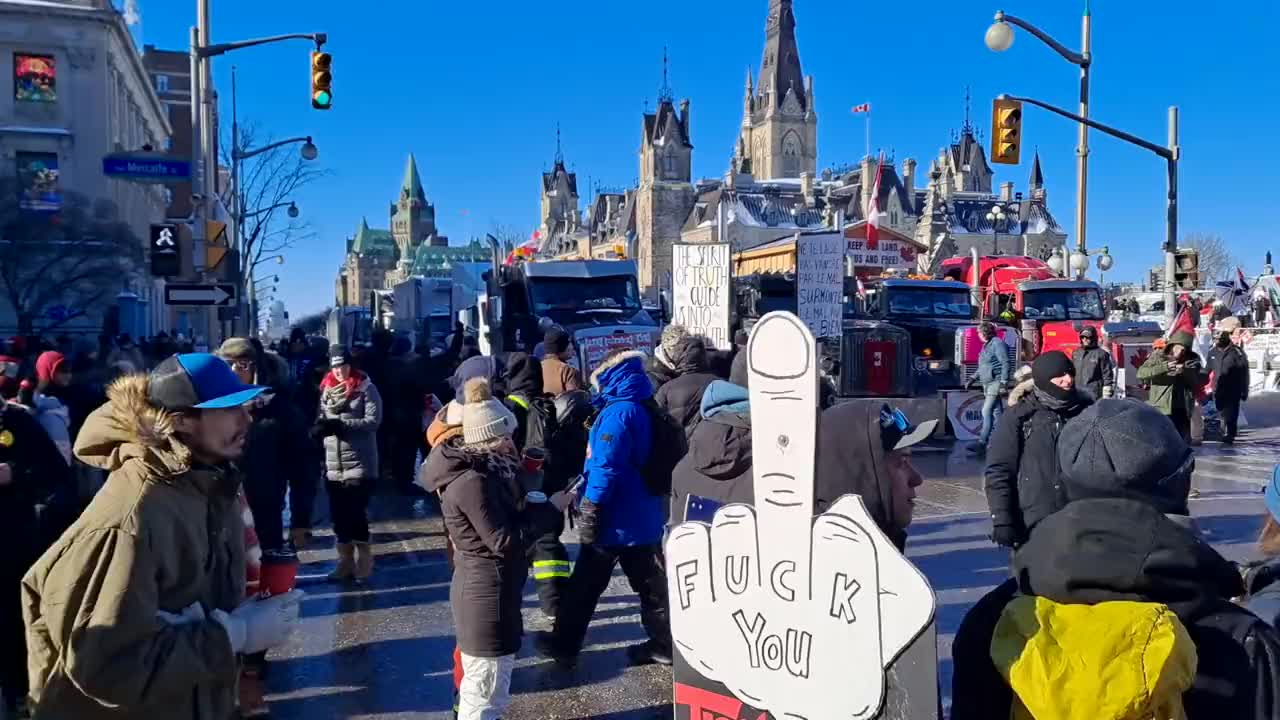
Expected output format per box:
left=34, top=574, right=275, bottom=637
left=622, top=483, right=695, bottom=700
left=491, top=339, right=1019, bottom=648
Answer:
left=329, top=542, right=355, bottom=582
left=353, top=541, right=374, bottom=583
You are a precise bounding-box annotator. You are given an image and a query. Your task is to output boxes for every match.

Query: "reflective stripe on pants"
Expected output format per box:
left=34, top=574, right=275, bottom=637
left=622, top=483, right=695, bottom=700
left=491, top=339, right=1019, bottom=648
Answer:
left=532, top=559, right=571, bottom=580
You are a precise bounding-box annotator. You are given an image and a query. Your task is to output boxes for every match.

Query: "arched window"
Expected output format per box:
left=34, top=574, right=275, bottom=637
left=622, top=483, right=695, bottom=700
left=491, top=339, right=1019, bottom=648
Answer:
left=781, top=133, right=802, bottom=177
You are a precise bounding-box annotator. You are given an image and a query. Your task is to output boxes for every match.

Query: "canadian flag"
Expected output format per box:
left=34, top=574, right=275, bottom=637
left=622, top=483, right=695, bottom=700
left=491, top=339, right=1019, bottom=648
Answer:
left=865, top=154, right=886, bottom=250
left=851, top=102, right=872, bottom=114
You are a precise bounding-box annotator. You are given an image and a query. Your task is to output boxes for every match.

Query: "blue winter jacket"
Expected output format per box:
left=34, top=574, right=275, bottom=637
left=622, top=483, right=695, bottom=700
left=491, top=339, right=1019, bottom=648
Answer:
left=584, top=352, right=661, bottom=547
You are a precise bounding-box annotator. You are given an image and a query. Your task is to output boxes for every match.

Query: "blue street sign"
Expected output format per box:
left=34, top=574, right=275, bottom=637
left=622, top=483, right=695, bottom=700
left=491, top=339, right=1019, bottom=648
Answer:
left=102, top=153, right=191, bottom=183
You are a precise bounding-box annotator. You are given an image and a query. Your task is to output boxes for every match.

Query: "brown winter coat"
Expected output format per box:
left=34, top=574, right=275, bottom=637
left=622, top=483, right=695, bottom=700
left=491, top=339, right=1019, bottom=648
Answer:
left=22, top=374, right=245, bottom=720
left=540, top=354, right=584, bottom=397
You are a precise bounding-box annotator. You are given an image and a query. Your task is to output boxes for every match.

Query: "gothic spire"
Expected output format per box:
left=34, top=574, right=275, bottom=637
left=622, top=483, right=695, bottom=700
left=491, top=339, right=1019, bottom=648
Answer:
left=757, top=0, right=807, bottom=112
left=401, top=154, right=425, bottom=202
left=555, top=123, right=563, bottom=165
left=1029, top=150, right=1044, bottom=190
left=658, top=46, right=673, bottom=104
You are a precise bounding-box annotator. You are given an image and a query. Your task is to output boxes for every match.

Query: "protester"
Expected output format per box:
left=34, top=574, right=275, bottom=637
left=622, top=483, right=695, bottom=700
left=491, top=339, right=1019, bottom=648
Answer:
left=421, top=378, right=570, bottom=720
left=816, top=400, right=934, bottom=550
left=984, top=351, right=1092, bottom=549
left=22, top=354, right=302, bottom=719
left=105, top=333, right=146, bottom=373
left=669, top=358, right=753, bottom=525
left=968, top=322, right=1010, bottom=455
left=1208, top=316, right=1250, bottom=445
left=952, top=400, right=1280, bottom=720
left=1071, top=325, right=1115, bottom=401
left=1243, top=467, right=1280, bottom=628
left=539, top=349, right=672, bottom=667
left=1138, top=330, right=1206, bottom=443
left=646, top=324, right=689, bottom=392
left=317, top=344, right=383, bottom=583
left=653, top=334, right=718, bottom=436
left=217, top=338, right=315, bottom=550
left=540, top=327, right=584, bottom=397
left=25, top=350, right=74, bottom=463
left=0, top=377, right=72, bottom=717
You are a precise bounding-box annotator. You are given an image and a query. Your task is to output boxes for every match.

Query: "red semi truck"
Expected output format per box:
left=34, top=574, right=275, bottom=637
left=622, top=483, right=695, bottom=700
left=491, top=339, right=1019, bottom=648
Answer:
left=939, top=255, right=1106, bottom=358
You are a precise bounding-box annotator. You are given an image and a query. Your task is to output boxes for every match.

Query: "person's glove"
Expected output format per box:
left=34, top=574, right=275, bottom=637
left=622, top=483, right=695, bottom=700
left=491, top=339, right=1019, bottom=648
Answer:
left=576, top=498, right=600, bottom=546
left=212, top=590, right=304, bottom=655
left=991, top=524, right=1024, bottom=549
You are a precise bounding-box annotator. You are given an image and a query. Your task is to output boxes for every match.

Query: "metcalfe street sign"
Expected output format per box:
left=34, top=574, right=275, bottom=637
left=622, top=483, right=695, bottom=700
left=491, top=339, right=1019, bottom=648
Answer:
left=165, top=283, right=237, bottom=306
left=102, top=152, right=192, bottom=183
left=150, top=223, right=180, bottom=277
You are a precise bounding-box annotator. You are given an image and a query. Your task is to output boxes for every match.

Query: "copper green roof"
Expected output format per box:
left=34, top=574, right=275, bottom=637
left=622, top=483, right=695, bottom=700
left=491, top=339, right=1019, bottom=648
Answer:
left=402, top=154, right=427, bottom=203
left=350, top=217, right=396, bottom=256
left=409, top=240, right=490, bottom=277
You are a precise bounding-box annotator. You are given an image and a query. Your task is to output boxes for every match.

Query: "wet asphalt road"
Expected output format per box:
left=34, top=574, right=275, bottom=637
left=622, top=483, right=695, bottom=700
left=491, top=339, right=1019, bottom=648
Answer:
left=266, top=397, right=1280, bottom=719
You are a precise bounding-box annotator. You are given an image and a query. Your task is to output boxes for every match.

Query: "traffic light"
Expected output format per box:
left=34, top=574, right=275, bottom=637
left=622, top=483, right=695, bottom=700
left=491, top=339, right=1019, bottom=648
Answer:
left=311, top=51, right=332, bottom=110
left=1175, top=248, right=1201, bottom=290
left=990, top=98, right=1023, bottom=165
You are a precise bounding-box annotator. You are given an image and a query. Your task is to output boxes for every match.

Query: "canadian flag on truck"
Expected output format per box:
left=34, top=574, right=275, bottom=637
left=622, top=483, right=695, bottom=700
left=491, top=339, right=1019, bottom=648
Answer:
left=865, top=153, right=887, bottom=250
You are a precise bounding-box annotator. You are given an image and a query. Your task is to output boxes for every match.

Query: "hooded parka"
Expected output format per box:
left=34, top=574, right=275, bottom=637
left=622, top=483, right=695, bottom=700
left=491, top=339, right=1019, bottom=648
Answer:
left=21, top=374, right=245, bottom=720
left=652, top=337, right=718, bottom=436
left=669, top=380, right=753, bottom=525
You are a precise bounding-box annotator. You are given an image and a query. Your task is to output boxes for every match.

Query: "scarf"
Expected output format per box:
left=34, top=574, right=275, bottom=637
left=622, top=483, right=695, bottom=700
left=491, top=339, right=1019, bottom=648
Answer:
left=320, top=369, right=364, bottom=414
left=1033, top=385, right=1086, bottom=413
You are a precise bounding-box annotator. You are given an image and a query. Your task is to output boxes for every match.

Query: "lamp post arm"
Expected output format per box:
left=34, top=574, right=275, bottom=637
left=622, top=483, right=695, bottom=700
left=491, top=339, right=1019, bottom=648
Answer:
left=198, top=33, right=326, bottom=59
left=241, top=202, right=294, bottom=220
left=998, top=13, right=1089, bottom=66
left=999, top=94, right=1171, bottom=159
left=234, top=136, right=312, bottom=161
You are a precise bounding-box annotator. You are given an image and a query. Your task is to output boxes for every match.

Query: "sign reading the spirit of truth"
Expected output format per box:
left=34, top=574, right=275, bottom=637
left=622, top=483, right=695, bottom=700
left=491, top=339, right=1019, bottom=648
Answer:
left=796, top=233, right=846, bottom=339
left=672, top=243, right=731, bottom=350
left=666, top=312, right=938, bottom=720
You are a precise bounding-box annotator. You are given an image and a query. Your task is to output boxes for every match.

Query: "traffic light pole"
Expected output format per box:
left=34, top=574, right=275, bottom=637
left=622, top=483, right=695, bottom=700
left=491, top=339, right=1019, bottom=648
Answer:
left=998, top=94, right=1180, bottom=324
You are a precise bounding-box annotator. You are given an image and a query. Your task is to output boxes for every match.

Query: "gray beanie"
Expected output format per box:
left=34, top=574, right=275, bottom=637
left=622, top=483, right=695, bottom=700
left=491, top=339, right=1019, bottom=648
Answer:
left=1057, top=399, right=1193, bottom=515
left=660, top=324, right=690, bottom=358
left=461, top=378, right=517, bottom=445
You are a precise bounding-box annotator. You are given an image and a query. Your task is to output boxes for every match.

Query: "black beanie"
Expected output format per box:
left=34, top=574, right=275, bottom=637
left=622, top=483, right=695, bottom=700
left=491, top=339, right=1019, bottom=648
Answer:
left=1032, top=351, right=1075, bottom=399
left=544, top=327, right=571, bottom=355
left=1057, top=399, right=1192, bottom=515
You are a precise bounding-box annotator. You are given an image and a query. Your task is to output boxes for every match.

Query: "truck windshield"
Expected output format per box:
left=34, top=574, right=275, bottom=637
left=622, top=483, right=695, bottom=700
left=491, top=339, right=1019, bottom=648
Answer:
left=529, top=276, right=642, bottom=318
left=1023, top=288, right=1105, bottom=320
left=886, top=289, right=972, bottom=318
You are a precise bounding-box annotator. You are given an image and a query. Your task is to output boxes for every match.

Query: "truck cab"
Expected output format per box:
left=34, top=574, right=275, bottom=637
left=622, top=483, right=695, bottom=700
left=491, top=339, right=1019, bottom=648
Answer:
left=483, top=258, right=660, bottom=374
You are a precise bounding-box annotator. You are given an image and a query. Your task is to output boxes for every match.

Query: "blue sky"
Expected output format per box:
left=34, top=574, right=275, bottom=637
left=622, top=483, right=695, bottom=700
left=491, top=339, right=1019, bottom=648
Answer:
left=137, top=0, right=1279, bottom=317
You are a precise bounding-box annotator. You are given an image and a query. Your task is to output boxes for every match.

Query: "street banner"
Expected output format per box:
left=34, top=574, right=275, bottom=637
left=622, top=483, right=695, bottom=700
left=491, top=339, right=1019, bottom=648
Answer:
left=796, top=233, right=845, bottom=339
left=667, top=312, right=938, bottom=720
left=946, top=389, right=985, bottom=442
left=575, top=327, right=657, bottom=376
left=672, top=243, right=731, bottom=350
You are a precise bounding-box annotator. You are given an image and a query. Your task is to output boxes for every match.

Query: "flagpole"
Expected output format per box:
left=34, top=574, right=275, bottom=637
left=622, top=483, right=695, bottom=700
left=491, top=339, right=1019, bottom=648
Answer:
left=865, top=111, right=871, bottom=161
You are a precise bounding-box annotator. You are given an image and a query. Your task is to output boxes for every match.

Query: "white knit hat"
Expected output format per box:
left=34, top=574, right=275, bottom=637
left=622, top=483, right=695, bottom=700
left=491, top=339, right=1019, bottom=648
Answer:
left=461, top=378, right=517, bottom=445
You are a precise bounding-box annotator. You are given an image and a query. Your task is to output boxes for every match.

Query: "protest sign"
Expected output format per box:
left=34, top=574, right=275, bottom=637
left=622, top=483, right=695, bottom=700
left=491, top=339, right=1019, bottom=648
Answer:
left=673, top=243, right=732, bottom=350
left=796, top=233, right=846, bottom=339
left=667, top=312, right=938, bottom=720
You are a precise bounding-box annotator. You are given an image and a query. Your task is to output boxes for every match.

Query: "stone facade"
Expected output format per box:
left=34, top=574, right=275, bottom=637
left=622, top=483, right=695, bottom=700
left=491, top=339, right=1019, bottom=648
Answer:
left=735, top=0, right=817, bottom=181
left=0, top=0, right=171, bottom=336
left=635, top=98, right=695, bottom=295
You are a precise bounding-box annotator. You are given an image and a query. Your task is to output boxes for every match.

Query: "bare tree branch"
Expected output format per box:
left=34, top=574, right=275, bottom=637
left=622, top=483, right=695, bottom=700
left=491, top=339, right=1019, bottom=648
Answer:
left=1182, top=232, right=1237, bottom=285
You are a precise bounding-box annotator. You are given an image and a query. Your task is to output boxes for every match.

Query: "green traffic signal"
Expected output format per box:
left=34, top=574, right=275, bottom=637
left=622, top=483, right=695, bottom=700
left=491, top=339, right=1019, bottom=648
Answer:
left=311, top=51, right=332, bottom=111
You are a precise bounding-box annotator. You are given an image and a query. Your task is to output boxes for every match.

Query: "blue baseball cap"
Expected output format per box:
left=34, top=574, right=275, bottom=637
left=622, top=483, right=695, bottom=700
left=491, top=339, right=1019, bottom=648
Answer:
left=148, top=353, right=266, bottom=410
left=1267, top=465, right=1280, bottom=524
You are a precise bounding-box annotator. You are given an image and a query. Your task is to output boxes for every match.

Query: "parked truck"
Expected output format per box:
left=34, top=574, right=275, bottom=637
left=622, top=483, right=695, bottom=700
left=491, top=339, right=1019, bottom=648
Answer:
left=940, top=254, right=1106, bottom=358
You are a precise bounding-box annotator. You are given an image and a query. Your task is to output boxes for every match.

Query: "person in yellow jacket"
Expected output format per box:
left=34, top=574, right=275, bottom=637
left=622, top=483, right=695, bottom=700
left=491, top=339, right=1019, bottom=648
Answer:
left=950, top=400, right=1280, bottom=720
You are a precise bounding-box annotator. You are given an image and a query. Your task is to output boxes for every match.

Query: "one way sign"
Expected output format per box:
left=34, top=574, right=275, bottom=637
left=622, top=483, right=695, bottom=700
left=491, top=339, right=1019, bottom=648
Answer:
left=150, top=223, right=180, bottom=277
left=165, top=283, right=237, bottom=306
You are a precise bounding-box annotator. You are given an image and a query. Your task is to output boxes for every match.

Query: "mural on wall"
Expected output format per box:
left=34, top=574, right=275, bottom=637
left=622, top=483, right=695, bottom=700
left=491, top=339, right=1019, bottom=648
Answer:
left=14, top=53, right=56, bottom=103
left=16, top=152, right=61, bottom=212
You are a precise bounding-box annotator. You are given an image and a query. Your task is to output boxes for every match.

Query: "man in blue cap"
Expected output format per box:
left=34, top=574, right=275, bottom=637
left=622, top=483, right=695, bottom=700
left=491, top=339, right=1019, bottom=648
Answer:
left=21, top=354, right=303, bottom=720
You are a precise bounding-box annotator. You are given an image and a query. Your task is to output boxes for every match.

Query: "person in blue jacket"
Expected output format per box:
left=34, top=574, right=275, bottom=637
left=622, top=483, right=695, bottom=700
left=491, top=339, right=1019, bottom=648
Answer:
left=536, top=349, right=672, bottom=667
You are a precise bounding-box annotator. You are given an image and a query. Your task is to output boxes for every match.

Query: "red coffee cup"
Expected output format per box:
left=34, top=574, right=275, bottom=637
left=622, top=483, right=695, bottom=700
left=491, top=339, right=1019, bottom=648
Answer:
left=259, top=549, right=299, bottom=597
left=522, top=447, right=546, bottom=473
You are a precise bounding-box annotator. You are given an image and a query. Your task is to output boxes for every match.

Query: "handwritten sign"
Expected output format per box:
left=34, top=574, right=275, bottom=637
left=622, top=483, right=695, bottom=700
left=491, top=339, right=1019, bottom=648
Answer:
left=667, top=312, right=937, bottom=720
left=796, top=233, right=845, bottom=339
left=846, top=237, right=916, bottom=271
left=673, top=243, right=732, bottom=350
left=576, top=329, right=654, bottom=375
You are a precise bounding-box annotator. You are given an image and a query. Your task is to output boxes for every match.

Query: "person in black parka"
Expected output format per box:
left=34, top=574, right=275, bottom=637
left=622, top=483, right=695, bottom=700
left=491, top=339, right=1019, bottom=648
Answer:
left=669, top=353, right=754, bottom=526
left=1208, top=316, right=1250, bottom=444
left=983, top=351, right=1092, bottom=549
left=653, top=335, right=718, bottom=437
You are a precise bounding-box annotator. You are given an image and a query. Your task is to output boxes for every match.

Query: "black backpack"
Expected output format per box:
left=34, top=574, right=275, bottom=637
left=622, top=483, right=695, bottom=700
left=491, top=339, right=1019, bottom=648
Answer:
left=639, top=398, right=687, bottom=497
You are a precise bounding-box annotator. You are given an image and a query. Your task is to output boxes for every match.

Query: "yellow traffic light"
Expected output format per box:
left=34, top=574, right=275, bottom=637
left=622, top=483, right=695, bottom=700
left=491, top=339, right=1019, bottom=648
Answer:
left=990, top=98, right=1022, bottom=165
left=311, top=51, right=332, bottom=110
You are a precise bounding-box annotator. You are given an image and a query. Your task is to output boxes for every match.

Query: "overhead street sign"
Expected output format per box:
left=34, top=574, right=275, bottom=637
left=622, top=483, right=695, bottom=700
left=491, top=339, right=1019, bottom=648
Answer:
left=165, top=283, right=237, bottom=307
left=102, top=152, right=192, bottom=183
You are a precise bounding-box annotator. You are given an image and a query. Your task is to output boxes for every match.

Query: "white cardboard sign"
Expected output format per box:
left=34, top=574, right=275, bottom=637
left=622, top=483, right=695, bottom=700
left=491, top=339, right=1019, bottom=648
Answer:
left=666, top=312, right=936, bottom=720
left=672, top=243, right=732, bottom=350
left=946, top=389, right=985, bottom=442
left=796, top=234, right=846, bottom=339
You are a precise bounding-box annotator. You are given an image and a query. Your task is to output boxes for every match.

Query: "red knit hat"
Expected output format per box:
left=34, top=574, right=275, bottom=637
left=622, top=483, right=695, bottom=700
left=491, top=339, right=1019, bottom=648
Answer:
left=35, top=351, right=66, bottom=383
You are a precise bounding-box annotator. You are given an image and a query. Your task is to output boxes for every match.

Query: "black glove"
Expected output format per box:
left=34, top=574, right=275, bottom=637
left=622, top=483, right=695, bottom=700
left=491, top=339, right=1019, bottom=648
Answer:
left=991, top=523, right=1024, bottom=549
left=576, top=498, right=600, bottom=546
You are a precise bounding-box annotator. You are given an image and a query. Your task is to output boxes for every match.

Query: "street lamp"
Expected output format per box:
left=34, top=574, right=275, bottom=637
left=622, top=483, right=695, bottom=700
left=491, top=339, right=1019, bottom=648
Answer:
left=1070, top=250, right=1089, bottom=276
left=984, top=7, right=1092, bottom=269
left=985, top=202, right=1020, bottom=255
left=1047, top=247, right=1065, bottom=275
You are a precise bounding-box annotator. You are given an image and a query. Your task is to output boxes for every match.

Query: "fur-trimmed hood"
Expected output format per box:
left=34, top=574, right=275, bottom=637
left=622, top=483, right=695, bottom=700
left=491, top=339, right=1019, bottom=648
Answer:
left=590, top=350, right=652, bottom=406
left=590, top=350, right=648, bottom=389
left=1007, top=379, right=1035, bottom=407
left=73, top=373, right=195, bottom=480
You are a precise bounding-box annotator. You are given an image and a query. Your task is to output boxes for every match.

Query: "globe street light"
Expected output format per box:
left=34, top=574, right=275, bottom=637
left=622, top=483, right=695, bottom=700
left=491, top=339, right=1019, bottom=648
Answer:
left=985, top=14, right=1015, bottom=52
left=986, top=204, right=1006, bottom=255
left=1070, top=250, right=1090, bottom=275
left=1047, top=247, right=1065, bottom=275
left=1096, top=245, right=1114, bottom=284
left=300, top=141, right=319, bottom=161
left=287, top=201, right=300, bottom=219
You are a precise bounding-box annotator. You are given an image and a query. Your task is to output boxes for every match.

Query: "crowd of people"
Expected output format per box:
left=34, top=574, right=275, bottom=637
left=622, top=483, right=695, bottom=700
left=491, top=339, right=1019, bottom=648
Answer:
left=1, top=311, right=1278, bottom=720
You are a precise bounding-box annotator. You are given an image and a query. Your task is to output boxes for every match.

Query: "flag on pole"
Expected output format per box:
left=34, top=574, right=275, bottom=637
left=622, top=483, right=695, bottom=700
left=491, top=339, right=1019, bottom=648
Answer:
left=856, top=277, right=867, bottom=299
left=850, top=103, right=871, bottom=114
left=865, top=154, right=886, bottom=250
